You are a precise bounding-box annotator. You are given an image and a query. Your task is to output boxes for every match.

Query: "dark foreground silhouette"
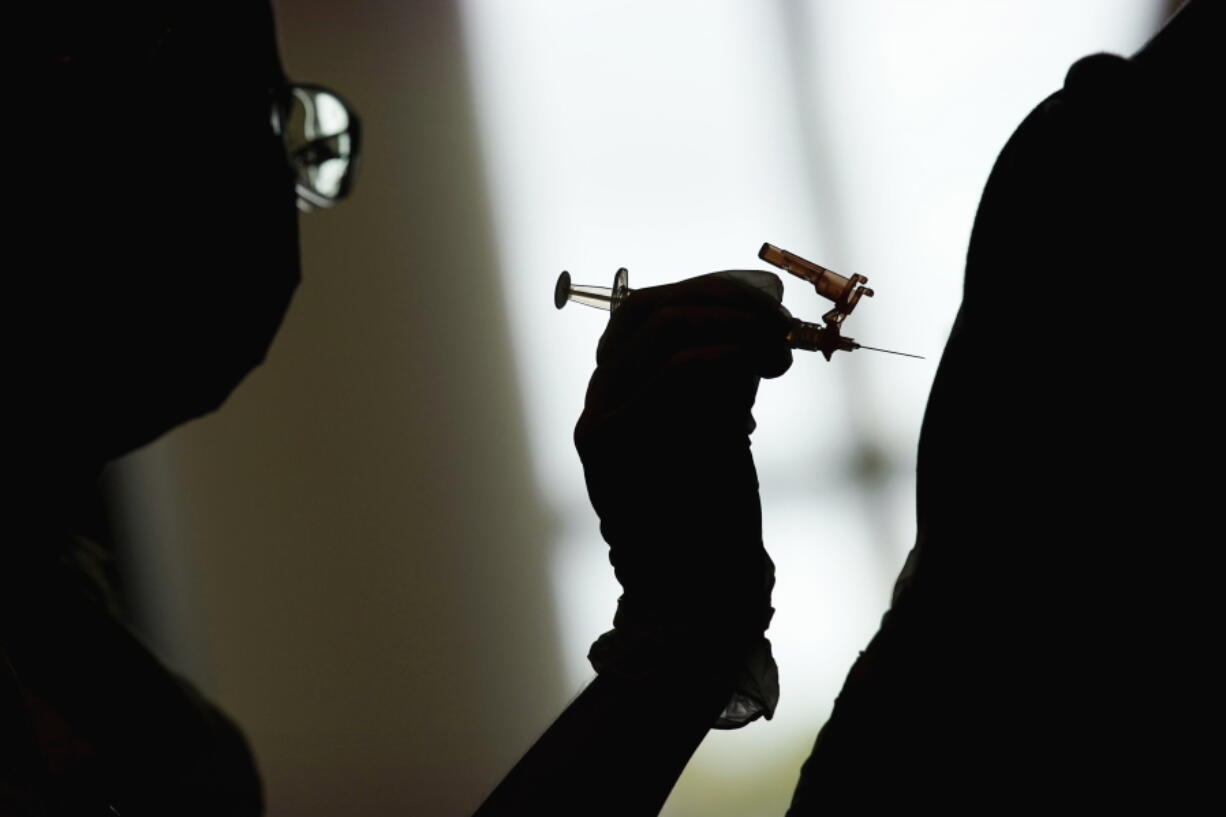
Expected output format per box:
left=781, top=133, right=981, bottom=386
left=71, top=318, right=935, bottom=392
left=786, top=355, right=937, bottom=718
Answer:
left=789, top=3, right=1221, bottom=810
left=476, top=2, right=1223, bottom=814
left=6, top=3, right=322, bottom=813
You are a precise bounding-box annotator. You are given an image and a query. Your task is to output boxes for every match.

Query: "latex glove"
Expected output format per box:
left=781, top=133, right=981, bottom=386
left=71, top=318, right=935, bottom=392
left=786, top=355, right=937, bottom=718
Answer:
left=575, top=270, right=793, bottom=727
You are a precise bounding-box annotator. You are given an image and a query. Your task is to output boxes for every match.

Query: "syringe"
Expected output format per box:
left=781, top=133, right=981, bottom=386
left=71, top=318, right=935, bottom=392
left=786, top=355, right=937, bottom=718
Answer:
left=554, top=253, right=922, bottom=360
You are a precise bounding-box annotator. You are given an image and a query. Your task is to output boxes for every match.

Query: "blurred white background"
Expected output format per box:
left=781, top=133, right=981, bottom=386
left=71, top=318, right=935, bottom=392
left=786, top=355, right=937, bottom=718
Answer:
left=114, top=2, right=1165, bottom=815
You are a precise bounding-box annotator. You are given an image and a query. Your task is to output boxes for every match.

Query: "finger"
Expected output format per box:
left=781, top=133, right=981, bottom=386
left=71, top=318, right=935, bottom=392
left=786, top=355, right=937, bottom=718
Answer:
left=583, top=314, right=787, bottom=439
left=579, top=345, right=761, bottom=453
left=652, top=346, right=762, bottom=421
left=605, top=304, right=792, bottom=384
left=584, top=320, right=762, bottom=420
left=598, top=274, right=792, bottom=366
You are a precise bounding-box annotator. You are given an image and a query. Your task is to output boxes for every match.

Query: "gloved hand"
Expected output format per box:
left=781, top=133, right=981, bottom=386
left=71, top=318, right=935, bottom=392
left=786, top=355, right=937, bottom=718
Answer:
left=575, top=270, right=793, bottom=727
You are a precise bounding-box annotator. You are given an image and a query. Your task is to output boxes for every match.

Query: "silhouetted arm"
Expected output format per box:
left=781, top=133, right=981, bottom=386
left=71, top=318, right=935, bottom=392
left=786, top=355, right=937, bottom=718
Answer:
left=473, top=667, right=734, bottom=816
left=474, top=274, right=793, bottom=816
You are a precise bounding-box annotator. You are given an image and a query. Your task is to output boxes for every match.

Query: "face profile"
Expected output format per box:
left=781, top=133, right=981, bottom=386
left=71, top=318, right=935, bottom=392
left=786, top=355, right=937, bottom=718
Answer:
left=22, top=1, right=359, bottom=473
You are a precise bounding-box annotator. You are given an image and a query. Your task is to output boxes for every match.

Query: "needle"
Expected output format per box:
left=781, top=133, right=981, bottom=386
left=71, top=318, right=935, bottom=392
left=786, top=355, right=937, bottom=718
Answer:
left=855, top=344, right=925, bottom=359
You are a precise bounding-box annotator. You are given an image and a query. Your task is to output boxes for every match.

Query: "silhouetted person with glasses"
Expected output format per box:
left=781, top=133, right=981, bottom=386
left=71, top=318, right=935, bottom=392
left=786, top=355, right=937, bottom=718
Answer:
left=475, top=1, right=1221, bottom=814
left=5, top=3, right=357, bottom=813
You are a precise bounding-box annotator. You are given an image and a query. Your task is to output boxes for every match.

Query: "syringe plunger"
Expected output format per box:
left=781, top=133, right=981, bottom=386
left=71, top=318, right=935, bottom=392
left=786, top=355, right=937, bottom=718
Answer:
left=555, top=268, right=630, bottom=312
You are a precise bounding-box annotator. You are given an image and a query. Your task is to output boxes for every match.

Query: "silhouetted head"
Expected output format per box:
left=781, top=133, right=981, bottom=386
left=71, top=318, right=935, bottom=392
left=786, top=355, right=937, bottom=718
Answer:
left=19, top=2, right=351, bottom=498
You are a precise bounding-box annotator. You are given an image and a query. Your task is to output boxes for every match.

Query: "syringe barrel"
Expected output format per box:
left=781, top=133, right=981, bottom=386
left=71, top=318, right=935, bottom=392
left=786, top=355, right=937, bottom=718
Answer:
left=567, top=284, right=617, bottom=310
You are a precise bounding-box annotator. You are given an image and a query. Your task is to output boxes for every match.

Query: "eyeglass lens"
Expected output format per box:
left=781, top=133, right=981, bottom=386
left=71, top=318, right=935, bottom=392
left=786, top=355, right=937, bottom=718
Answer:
left=280, top=85, right=359, bottom=211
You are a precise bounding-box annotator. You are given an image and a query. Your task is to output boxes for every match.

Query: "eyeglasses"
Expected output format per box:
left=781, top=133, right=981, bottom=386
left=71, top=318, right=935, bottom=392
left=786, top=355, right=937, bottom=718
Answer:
left=271, top=83, right=361, bottom=213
